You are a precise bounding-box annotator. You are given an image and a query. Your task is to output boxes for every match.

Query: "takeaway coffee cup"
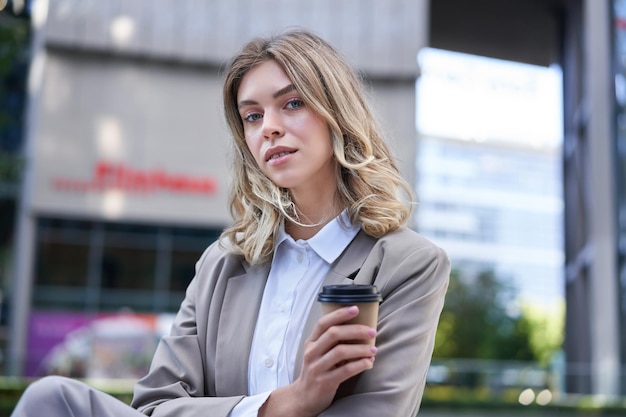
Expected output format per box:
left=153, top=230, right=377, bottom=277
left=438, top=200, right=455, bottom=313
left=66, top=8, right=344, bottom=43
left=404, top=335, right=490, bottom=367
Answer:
left=317, top=284, right=382, bottom=345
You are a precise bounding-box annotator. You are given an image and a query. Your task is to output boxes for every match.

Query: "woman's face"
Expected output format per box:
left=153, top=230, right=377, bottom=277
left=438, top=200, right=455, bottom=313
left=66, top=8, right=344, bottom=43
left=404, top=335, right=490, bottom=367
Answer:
left=237, top=60, right=335, bottom=195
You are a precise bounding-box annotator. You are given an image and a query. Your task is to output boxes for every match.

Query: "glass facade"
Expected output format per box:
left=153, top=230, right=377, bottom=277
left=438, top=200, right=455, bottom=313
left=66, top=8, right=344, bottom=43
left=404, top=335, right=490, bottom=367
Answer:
left=415, top=47, right=564, bottom=308
left=33, top=217, right=221, bottom=313
left=416, top=137, right=564, bottom=306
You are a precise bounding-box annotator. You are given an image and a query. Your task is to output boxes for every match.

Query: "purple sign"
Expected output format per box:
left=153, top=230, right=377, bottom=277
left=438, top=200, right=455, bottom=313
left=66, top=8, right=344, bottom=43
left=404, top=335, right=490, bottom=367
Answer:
left=26, top=311, right=93, bottom=377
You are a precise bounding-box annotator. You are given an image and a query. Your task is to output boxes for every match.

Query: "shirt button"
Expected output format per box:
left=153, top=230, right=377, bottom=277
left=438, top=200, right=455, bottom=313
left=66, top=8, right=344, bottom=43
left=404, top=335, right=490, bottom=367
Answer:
left=297, top=253, right=303, bottom=263
left=264, top=357, right=274, bottom=368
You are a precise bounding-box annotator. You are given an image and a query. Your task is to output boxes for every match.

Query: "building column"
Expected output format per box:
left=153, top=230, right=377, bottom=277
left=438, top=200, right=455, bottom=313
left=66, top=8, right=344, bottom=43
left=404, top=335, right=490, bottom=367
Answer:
left=584, top=0, right=621, bottom=397
left=7, top=0, right=48, bottom=376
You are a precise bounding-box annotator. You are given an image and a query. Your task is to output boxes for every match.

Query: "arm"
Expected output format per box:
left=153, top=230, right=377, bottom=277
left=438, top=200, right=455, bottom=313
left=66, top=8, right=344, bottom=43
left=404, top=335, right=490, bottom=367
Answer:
left=130, top=245, right=246, bottom=417
left=263, top=232, right=450, bottom=417
left=319, top=240, right=450, bottom=416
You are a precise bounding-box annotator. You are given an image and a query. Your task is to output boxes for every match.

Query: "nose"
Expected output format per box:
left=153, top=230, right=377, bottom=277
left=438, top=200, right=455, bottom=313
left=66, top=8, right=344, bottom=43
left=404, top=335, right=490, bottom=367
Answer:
left=262, top=110, right=285, bottom=140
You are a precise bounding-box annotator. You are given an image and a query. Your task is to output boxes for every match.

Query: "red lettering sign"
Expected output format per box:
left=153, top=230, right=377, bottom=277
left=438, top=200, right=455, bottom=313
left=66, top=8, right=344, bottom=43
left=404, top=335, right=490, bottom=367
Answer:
left=53, top=161, right=219, bottom=195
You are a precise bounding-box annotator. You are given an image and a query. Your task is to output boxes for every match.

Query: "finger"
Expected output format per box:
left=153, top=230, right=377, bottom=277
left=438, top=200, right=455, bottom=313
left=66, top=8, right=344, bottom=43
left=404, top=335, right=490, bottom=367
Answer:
left=313, top=342, right=377, bottom=375
left=306, top=323, right=376, bottom=363
left=322, top=356, right=376, bottom=383
left=327, top=322, right=376, bottom=343
left=302, top=325, right=376, bottom=373
left=308, top=305, right=360, bottom=342
left=328, top=343, right=377, bottom=365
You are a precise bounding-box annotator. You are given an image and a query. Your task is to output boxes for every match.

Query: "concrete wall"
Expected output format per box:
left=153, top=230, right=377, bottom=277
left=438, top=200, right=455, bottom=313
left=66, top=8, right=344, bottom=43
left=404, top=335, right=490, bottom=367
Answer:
left=44, top=0, right=426, bottom=77
left=29, top=0, right=429, bottom=225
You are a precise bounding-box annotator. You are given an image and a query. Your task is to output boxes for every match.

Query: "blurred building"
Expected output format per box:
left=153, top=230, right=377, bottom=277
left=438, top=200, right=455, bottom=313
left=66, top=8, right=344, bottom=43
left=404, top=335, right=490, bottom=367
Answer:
left=2, top=0, right=624, bottom=400
left=415, top=47, right=564, bottom=308
left=561, top=0, right=622, bottom=397
left=427, top=0, right=623, bottom=398
left=5, top=0, right=426, bottom=377
left=0, top=0, right=31, bottom=374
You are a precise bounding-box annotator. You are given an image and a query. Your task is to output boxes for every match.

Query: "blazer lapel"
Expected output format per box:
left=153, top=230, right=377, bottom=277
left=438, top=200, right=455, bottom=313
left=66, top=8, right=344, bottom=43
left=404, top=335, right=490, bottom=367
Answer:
left=293, top=230, right=378, bottom=377
left=215, top=261, right=270, bottom=396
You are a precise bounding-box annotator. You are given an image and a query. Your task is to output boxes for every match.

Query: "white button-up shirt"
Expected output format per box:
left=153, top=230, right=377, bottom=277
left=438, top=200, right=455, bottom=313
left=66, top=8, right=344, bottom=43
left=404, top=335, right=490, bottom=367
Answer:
left=229, top=212, right=360, bottom=417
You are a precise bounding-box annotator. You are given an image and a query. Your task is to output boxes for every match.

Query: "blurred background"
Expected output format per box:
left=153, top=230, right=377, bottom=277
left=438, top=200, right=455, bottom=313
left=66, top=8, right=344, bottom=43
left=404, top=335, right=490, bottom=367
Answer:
left=0, top=0, right=623, bottom=415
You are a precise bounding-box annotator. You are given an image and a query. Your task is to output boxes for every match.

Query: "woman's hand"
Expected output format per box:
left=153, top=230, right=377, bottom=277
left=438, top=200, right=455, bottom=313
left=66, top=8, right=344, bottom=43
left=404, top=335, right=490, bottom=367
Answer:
left=259, top=305, right=377, bottom=417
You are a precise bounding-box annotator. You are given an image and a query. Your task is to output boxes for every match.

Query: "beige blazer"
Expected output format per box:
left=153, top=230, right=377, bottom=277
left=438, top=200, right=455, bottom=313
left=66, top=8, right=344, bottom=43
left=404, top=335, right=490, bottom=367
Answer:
left=132, top=227, right=450, bottom=417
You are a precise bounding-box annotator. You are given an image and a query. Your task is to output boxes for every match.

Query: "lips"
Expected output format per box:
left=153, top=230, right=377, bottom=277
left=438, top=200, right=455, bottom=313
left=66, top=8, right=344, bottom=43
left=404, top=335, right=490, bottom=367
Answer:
left=265, top=147, right=297, bottom=162
left=268, top=151, right=294, bottom=160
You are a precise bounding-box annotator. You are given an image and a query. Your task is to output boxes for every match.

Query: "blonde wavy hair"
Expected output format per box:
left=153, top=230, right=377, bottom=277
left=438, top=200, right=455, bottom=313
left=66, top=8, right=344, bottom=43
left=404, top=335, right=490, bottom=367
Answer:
left=221, top=29, right=415, bottom=265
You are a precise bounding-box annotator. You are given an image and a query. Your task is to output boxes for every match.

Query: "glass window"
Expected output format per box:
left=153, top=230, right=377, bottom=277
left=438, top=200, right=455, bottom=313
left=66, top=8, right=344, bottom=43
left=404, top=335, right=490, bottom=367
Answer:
left=98, top=288, right=155, bottom=312
left=32, top=216, right=222, bottom=313
left=35, top=241, right=89, bottom=287
left=100, top=247, right=156, bottom=290
left=170, top=250, right=199, bottom=293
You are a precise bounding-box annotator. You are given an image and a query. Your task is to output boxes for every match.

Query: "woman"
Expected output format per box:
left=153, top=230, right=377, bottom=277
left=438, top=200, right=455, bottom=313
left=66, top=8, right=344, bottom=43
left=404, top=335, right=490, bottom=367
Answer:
left=11, top=29, right=449, bottom=417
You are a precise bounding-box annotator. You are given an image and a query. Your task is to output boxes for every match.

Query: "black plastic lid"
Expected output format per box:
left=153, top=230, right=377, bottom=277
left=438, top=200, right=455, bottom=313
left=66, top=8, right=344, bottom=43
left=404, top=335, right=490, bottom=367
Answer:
left=317, top=284, right=382, bottom=303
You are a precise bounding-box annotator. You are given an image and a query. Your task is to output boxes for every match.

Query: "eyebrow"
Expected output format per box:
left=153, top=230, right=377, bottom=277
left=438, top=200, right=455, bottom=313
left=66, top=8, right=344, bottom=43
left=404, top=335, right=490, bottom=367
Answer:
left=238, top=84, right=297, bottom=108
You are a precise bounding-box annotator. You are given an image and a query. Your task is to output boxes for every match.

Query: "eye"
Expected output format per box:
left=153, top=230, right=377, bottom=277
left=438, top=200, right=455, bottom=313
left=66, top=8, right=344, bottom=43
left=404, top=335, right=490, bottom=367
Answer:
left=243, top=112, right=263, bottom=123
left=285, top=99, right=304, bottom=110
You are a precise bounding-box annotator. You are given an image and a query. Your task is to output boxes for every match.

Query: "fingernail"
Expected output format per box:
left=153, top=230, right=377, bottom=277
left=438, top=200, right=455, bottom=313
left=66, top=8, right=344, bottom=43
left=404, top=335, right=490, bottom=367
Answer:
left=370, top=346, right=378, bottom=354
left=348, top=306, right=358, bottom=315
left=368, top=328, right=377, bottom=337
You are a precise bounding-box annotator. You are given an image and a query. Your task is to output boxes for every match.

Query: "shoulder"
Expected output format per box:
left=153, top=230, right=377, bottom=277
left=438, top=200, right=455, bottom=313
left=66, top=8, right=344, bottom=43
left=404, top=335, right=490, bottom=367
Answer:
left=196, top=237, right=231, bottom=265
left=192, top=237, right=250, bottom=283
left=365, top=227, right=450, bottom=297
left=374, top=227, right=448, bottom=263
left=196, top=236, right=244, bottom=264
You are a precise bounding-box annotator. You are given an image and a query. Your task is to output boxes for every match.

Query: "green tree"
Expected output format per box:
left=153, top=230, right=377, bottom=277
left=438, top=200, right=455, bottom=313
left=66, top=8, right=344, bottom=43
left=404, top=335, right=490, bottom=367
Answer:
left=519, top=300, right=565, bottom=366
left=433, top=269, right=534, bottom=361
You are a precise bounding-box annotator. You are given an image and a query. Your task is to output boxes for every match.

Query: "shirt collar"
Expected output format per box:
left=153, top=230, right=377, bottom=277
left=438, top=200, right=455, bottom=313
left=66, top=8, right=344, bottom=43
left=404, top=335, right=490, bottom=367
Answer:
left=275, top=211, right=361, bottom=264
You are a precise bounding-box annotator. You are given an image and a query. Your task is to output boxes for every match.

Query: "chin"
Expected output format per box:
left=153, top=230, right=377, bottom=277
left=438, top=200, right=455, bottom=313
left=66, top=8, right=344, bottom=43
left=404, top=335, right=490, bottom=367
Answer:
left=265, top=174, right=297, bottom=190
